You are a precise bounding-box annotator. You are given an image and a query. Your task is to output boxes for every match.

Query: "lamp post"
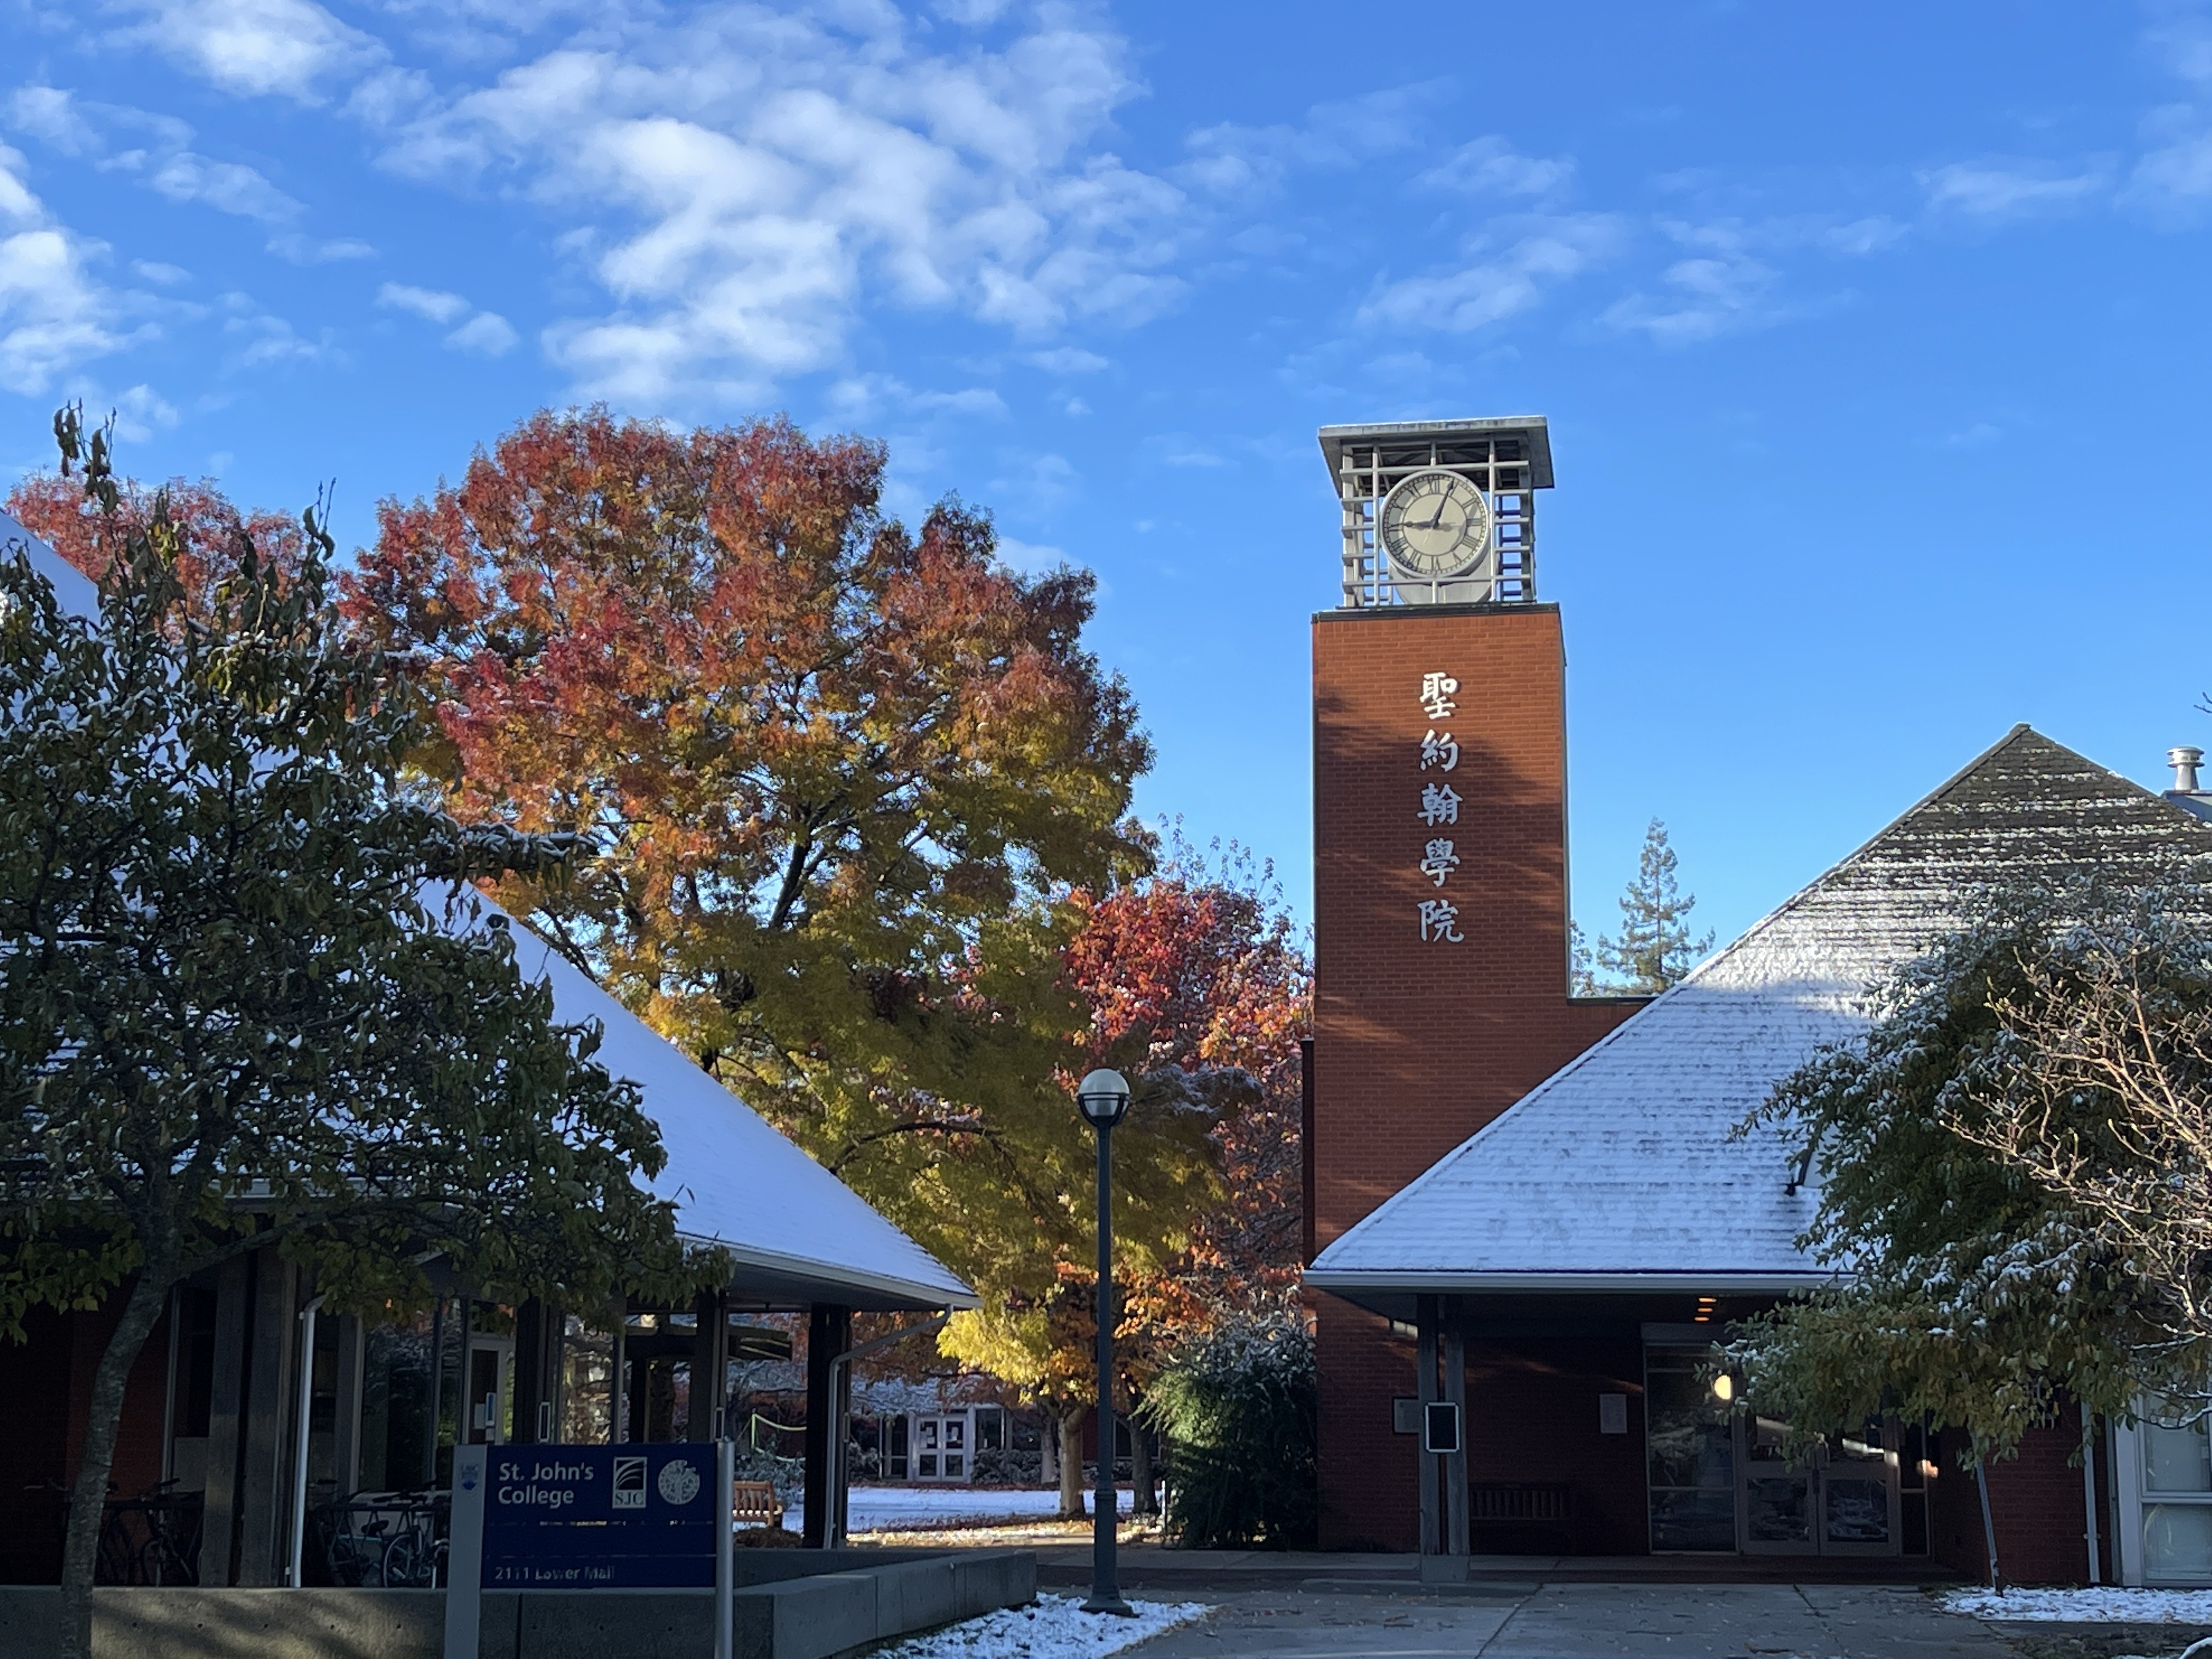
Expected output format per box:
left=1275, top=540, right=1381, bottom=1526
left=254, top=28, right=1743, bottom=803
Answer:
left=1075, top=1068, right=1134, bottom=1618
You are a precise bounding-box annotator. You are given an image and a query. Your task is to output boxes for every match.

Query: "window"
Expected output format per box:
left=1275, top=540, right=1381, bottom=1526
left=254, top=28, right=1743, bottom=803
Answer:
left=556, top=1315, right=614, bottom=1445
left=2141, top=1413, right=2212, bottom=1582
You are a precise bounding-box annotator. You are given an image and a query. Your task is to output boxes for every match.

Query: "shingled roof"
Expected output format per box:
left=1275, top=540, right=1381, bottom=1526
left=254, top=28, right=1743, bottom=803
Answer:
left=1306, top=725, right=2212, bottom=1310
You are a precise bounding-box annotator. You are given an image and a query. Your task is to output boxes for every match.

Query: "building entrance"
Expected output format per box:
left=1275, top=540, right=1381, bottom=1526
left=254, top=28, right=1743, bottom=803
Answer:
left=1741, top=1417, right=1900, bottom=1555
left=1644, top=1340, right=1911, bottom=1556
left=912, top=1414, right=967, bottom=1481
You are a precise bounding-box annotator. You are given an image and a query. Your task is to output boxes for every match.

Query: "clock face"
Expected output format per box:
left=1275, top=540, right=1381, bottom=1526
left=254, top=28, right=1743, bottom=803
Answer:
left=1379, top=470, right=1492, bottom=579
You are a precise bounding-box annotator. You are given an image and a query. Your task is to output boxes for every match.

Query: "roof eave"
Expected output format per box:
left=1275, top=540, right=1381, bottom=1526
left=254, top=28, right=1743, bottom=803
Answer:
left=1303, top=1267, right=1835, bottom=1319
left=696, top=1235, right=980, bottom=1314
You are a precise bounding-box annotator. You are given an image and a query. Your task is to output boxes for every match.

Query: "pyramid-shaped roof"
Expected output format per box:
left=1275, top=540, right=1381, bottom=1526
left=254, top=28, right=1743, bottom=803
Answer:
left=1306, top=726, right=2212, bottom=1311
left=3, top=510, right=973, bottom=1312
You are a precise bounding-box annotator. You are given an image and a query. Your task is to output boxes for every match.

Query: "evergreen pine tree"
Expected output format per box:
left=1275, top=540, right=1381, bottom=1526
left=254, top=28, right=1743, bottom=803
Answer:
left=1595, top=819, right=1714, bottom=993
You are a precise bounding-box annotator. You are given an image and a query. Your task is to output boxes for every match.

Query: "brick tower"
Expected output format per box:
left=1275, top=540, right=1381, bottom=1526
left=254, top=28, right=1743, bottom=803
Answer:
left=1309, top=417, right=1639, bottom=1548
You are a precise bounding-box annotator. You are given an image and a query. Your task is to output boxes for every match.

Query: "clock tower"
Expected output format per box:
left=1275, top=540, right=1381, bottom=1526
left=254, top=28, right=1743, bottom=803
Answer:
left=1307, top=415, right=1639, bottom=1549
left=1328, top=415, right=1546, bottom=607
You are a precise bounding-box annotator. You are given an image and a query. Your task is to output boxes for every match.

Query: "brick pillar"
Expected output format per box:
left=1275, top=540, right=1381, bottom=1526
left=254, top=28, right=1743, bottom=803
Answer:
left=1310, top=602, right=1639, bottom=1548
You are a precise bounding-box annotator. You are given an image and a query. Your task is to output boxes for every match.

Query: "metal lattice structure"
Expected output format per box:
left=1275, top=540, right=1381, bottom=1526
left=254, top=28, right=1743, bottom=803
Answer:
left=1319, top=417, right=1554, bottom=608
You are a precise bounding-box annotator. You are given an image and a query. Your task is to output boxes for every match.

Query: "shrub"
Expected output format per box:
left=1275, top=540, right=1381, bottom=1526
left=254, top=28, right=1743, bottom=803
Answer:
left=1143, top=1315, right=1316, bottom=1549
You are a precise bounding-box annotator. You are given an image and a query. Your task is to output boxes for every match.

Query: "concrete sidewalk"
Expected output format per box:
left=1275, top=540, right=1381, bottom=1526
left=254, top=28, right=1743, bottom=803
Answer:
left=1031, top=1544, right=1958, bottom=1593
left=1116, top=1583, right=2018, bottom=1658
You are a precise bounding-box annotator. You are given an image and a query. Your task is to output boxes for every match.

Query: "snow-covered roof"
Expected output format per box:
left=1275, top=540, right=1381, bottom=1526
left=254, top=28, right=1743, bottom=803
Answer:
left=2, top=510, right=974, bottom=1313
left=1306, top=725, right=2212, bottom=1311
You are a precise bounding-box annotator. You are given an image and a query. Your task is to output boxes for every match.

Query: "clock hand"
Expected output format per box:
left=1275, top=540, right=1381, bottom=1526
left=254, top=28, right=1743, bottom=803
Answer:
left=1422, top=495, right=1450, bottom=531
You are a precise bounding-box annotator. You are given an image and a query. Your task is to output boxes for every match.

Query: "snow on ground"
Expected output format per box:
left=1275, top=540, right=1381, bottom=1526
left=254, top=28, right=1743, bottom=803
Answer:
left=871, top=1593, right=1209, bottom=1658
left=787, top=1486, right=1135, bottom=1534
left=1942, top=1587, right=2212, bottom=1622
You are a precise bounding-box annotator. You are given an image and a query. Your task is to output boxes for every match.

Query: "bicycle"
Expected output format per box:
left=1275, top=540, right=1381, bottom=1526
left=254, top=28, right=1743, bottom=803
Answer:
left=379, top=1493, right=449, bottom=1589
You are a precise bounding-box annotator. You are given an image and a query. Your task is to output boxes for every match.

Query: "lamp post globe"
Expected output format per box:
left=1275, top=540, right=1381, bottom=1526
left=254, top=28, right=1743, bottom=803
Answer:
left=1076, top=1068, right=1131, bottom=1128
left=1074, top=1067, right=1134, bottom=1616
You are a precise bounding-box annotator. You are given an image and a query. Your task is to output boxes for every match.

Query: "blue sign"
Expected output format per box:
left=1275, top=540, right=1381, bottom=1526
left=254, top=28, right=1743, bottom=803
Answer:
left=481, top=1445, right=720, bottom=1588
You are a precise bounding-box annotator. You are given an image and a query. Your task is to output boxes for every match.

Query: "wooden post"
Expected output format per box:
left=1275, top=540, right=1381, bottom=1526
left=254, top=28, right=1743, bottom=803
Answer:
left=198, top=1253, right=254, bottom=1586
left=235, top=1251, right=298, bottom=1585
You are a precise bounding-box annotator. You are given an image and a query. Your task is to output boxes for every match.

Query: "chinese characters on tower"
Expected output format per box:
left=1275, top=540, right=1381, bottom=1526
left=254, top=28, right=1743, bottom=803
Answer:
left=1416, top=673, right=1463, bottom=943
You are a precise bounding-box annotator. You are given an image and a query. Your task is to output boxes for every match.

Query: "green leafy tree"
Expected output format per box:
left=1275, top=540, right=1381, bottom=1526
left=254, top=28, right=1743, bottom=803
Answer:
left=0, top=415, right=691, bottom=1658
left=1726, top=881, right=2212, bottom=1586
left=1595, top=819, right=1713, bottom=992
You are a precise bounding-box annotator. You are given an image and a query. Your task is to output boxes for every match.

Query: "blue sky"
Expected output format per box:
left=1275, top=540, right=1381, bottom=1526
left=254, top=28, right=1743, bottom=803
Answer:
left=4, top=0, right=2212, bottom=951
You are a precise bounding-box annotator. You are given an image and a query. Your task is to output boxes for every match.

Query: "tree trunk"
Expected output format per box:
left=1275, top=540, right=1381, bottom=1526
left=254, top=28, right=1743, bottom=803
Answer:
left=1040, top=1412, right=1058, bottom=1489
left=1972, top=1436, right=2005, bottom=1592
left=61, top=1271, right=173, bottom=1659
left=1130, top=1408, right=1156, bottom=1517
left=1057, top=1403, right=1087, bottom=1521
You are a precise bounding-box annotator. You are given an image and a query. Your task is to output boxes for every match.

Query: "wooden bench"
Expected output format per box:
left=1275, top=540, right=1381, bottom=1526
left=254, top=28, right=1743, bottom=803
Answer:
left=732, top=1480, right=786, bottom=1529
left=1469, top=1482, right=1575, bottom=1551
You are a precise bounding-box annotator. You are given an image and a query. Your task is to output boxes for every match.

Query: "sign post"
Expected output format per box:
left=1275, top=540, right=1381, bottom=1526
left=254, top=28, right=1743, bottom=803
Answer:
left=715, top=1438, right=735, bottom=1659
left=443, top=1446, right=487, bottom=1659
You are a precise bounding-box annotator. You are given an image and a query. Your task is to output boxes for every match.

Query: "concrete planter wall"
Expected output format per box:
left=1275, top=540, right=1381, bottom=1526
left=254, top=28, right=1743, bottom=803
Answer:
left=0, top=1548, right=1035, bottom=1659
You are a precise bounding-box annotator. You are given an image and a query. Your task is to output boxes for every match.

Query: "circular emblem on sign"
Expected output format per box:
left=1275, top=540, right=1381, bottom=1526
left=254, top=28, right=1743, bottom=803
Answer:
left=657, top=1459, right=702, bottom=1506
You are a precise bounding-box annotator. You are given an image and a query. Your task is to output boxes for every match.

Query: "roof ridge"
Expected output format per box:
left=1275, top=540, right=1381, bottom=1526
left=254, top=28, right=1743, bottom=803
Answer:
left=1312, top=723, right=2212, bottom=1275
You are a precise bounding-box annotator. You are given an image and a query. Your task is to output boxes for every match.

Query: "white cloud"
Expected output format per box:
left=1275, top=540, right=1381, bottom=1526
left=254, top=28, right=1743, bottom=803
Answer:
left=825, top=371, right=1006, bottom=420
left=1415, top=136, right=1574, bottom=199
left=377, top=281, right=470, bottom=323
left=266, top=232, right=374, bottom=262
left=146, top=150, right=302, bottom=221
left=8, top=86, right=105, bottom=156
left=0, top=144, right=140, bottom=393
left=1920, top=158, right=2109, bottom=219
left=109, top=0, right=386, bottom=103
left=1602, top=252, right=1781, bottom=343
left=1026, top=346, right=1108, bottom=373
left=994, top=534, right=1066, bottom=573
left=107, top=382, right=180, bottom=440
left=132, top=259, right=191, bottom=284
left=1180, top=83, right=1446, bottom=201
left=377, top=282, right=521, bottom=356
left=221, top=298, right=336, bottom=367
left=444, top=309, right=517, bottom=354
left=7, top=84, right=385, bottom=267
left=364, top=8, right=1193, bottom=401
left=2130, top=125, right=2212, bottom=212
left=1360, top=214, right=1623, bottom=333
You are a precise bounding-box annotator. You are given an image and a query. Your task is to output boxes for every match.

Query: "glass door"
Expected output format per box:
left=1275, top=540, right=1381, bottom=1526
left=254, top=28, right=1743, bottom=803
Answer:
left=1739, top=1418, right=1900, bottom=1556
left=1644, top=1346, right=1737, bottom=1551
left=912, top=1414, right=968, bottom=1481
left=1741, top=1409, right=1816, bottom=1554
left=1816, top=1425, right=1902, bottom=1556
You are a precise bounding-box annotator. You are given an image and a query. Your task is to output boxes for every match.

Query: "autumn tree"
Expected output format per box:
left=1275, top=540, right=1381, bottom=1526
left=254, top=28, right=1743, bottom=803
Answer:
left=941, top=843, right=1312, bottom=1517
left=7, top=432, right=303, bottom=617
left=341, top=402, right=1153, bottom=1149
left=1595, top=819, right=1713, bottom=993
left=1065, top=842, right=1312, bottom=1312
left=1, top=415, right=689, bottom=1659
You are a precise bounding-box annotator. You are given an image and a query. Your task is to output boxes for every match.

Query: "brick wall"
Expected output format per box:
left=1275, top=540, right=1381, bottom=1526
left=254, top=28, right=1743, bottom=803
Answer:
left=1311, top=603, right=1638, bottom=1547
left=1, top=1295, right=172, bottom=1583
left=1932, top=1417, right=2096, bottom=1585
